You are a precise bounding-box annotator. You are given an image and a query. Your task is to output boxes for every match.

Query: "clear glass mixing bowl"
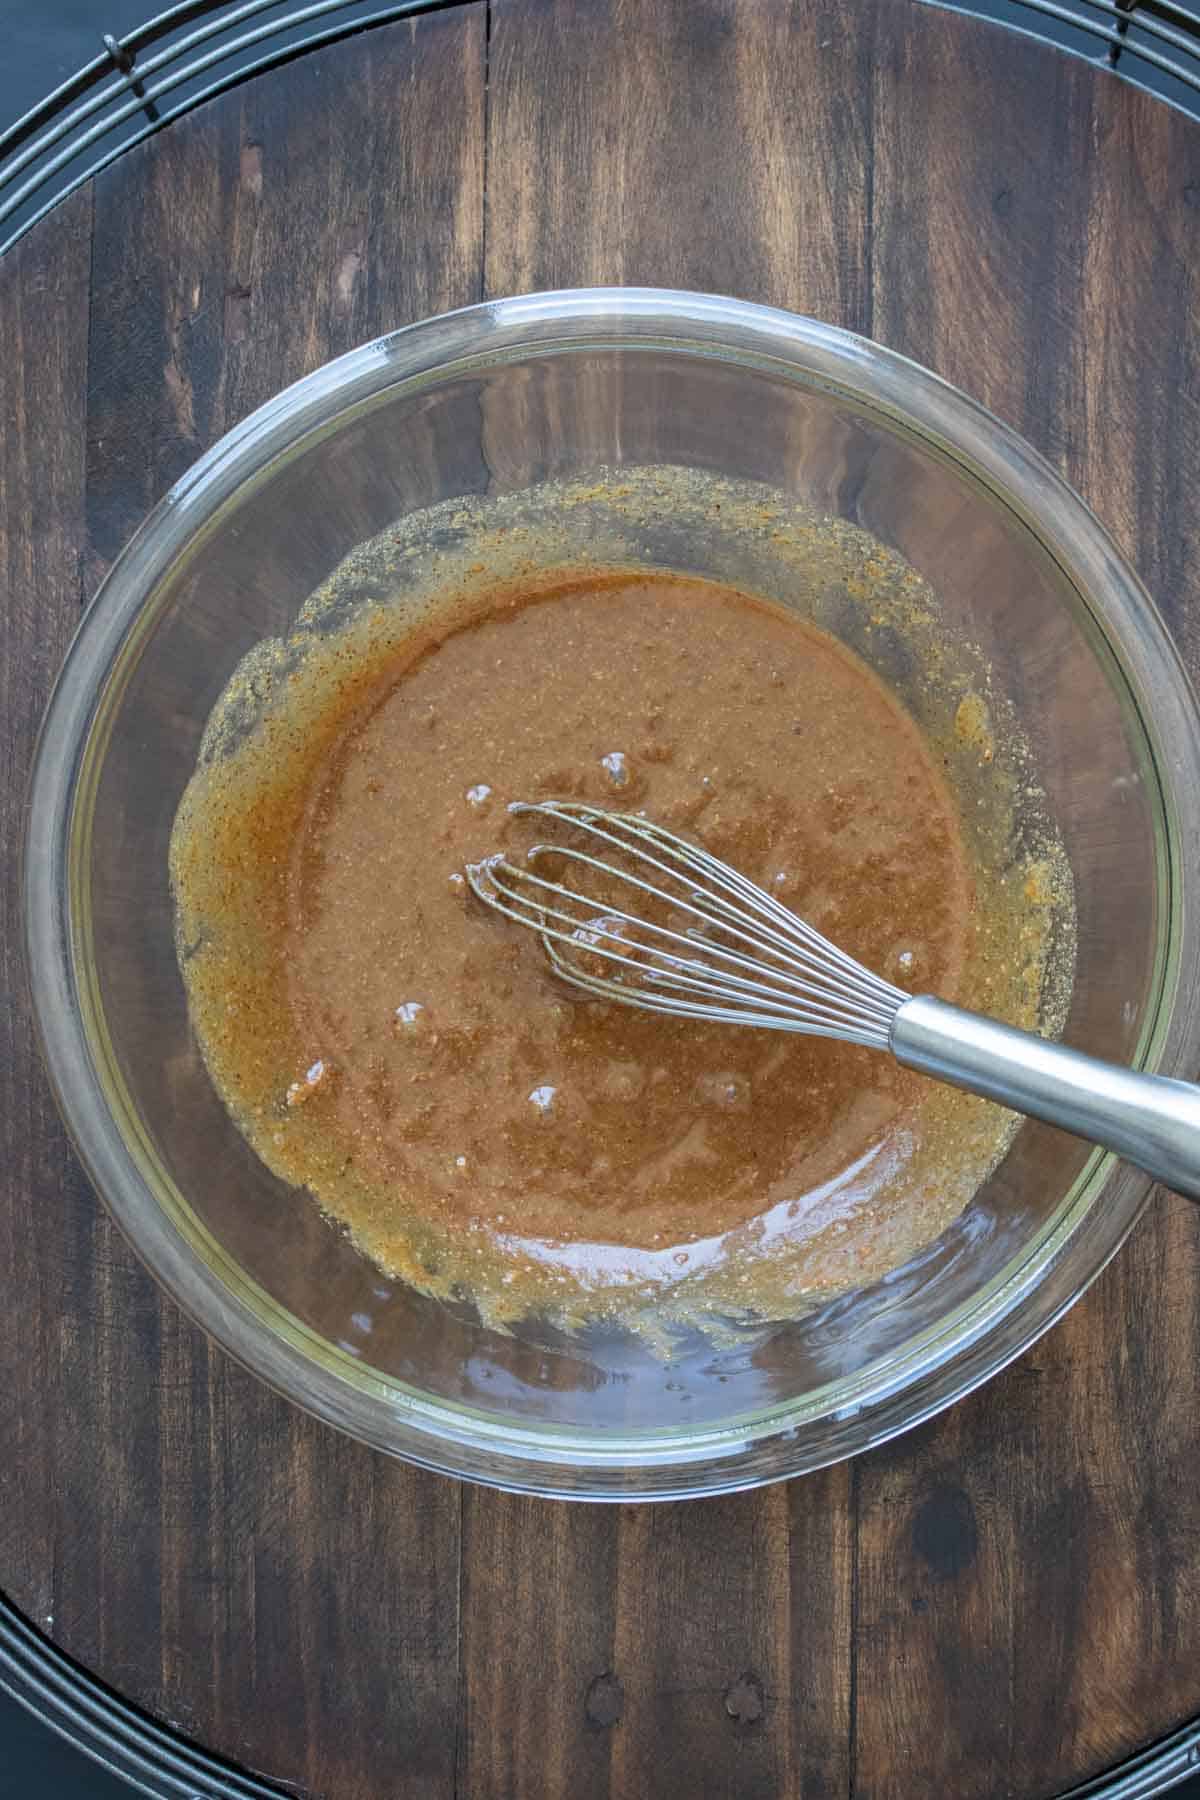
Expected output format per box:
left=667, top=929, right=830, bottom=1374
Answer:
left=25, top=290, right=1200, bottom=1498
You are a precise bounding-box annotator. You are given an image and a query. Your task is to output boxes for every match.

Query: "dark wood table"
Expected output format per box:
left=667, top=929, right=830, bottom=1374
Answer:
left=3, top=4, right=1200, bottom=1796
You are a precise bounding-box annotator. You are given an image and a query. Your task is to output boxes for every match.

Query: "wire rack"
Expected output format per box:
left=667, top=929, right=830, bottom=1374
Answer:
left=0, top=0, right=1199, bottom=254
left=0, top=0, right=460, bottom=255
left=943, top=0, right=1200, bottom=106
left=0, top=1594, right=288, bottom=1799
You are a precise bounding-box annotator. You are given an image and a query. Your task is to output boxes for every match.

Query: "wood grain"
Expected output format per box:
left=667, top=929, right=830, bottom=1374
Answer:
left=477, top=7, right=867, bottom=1796
left=483, top=5, right=1200, bottom=1797
left=485, top=0, right=874, bottom=323
left=458, top=1495, right=622, bottom=1800
left=3, top=15, right=486, bottom=1799
left=460, top=1477, right=852, bottom=1800
left=0, top=182, right=93, bottom=1632
left=3, top=2, right=1200, bottom=1797
left=855, top=16, right=1200, bottom=1797
left=85, top=11, right=485, bottom=589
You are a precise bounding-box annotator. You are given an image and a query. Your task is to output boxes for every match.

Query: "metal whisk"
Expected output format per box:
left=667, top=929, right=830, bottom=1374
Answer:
left=466, top=801, right=1200, bottom=1203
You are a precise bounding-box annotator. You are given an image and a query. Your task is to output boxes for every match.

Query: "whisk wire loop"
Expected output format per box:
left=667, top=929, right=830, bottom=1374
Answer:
left=466, top=801, right=906, bottom=1050
left=465, top=801, right=1200, bottom=1204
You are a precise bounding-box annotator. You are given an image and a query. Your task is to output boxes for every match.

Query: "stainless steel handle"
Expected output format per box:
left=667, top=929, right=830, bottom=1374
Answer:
left=891, top=994, right=1200, bottom=1204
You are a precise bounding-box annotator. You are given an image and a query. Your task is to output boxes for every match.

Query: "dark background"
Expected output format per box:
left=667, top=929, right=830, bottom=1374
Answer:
left=2, top=7, right=283, bottom=1789
left=0, top=0, right=155, bottom=1782
left=2, top=1, right=1199, bottom=1795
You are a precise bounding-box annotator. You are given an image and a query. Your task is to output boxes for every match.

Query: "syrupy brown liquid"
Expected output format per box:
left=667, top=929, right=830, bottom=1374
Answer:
left=172, top=569, right=1056, bottom=1326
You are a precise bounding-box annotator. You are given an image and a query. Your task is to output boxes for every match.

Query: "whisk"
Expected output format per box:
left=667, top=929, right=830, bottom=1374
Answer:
left=466, top=801, right=1200, bottom=1203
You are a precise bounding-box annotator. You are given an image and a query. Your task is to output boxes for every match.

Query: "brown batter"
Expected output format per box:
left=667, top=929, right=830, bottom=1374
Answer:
left=172, top=565, right=1062, bottom=1327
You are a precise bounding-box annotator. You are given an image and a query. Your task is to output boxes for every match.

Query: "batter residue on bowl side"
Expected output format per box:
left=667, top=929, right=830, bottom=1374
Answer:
left=171, top=476, right=1073, bottom=1332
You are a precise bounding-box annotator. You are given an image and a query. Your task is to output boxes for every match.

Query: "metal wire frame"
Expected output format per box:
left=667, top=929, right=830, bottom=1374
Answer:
left=5, top=1563, right=1197, bottom=1800
left=2, top=0, right=1200, bottom=256
left=0, top=1593, right=288, bottom=1799
left=932, top=0, right=1200, bottom=102
left=0, top=0, right=467, bottom=255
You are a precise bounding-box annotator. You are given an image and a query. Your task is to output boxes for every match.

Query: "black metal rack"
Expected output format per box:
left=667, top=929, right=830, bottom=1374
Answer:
left=0, top=1592, right=286, bottom=1800
left=2, top=0, right=1200, bottom=254
left=0, top=0, right=459, bottom=253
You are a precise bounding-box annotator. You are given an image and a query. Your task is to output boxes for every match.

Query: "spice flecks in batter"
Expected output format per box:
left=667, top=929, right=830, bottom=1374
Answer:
left=171, top=536, right=1071, bottom=1330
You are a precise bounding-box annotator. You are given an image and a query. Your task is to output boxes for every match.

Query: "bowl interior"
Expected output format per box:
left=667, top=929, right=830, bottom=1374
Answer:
left=35, top=301, right=1193, bottom=1494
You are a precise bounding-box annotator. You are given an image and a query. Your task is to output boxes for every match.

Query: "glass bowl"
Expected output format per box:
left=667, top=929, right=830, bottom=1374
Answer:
left=25, top=290, right=1200, bottom=1499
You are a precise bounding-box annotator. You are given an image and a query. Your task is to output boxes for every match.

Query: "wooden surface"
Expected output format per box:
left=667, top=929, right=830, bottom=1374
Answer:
left=2, top=3, right=1200, bottom=1796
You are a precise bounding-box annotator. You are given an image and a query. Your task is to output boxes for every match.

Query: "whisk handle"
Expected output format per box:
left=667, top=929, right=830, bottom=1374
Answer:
left=891, top=995, right=1200, bottom=1204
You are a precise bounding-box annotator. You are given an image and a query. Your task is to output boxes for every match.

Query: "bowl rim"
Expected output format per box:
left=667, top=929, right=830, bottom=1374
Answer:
left=24, top=287, right=1200, bottom=1498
